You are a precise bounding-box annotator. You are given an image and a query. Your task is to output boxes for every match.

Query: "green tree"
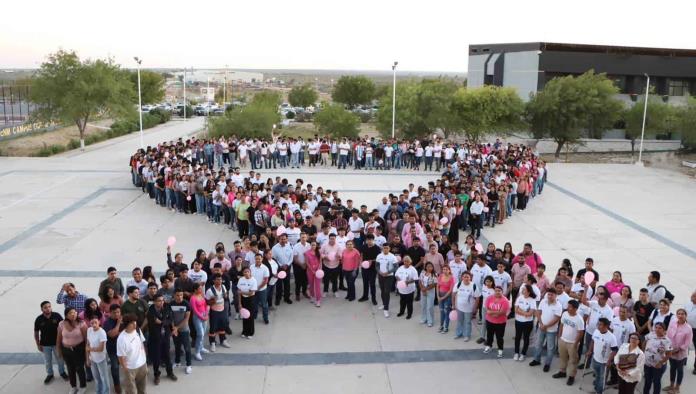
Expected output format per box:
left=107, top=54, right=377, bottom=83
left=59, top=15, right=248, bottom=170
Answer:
left=624, top=97, right=673, bottom=155
left=314, top=104, right=361, bottom=138
left=29, top=49, right=134, bottom=150
left=678, top=96, right=696, bottom=149
left=250, top=90, right=282, bottom=110
left=129, top=69, right=165, bottom=104
left=451, top=85, right=525, bottom=142
left=332, top=75, right=376, bottom=108
left=209, top=100, right=280, bottom=139
left=288, top=83, right=318, bottom=108
left=527, top=70, right=622, bottom=157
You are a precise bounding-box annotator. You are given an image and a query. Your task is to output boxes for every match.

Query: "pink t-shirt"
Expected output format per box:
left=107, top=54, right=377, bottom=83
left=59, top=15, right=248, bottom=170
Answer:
left=190, top=295, right=209, bottom=320
left=341, top=249, right=361, bottom=271
left=59, top=321, right=86, bottom=347
left=604, top=280, right=625, bottom=295
left=516, top=252, right=542, bottom=274
left=485, top=295, right=511, bottom=325
left=437, top=275, right=455, bottom=294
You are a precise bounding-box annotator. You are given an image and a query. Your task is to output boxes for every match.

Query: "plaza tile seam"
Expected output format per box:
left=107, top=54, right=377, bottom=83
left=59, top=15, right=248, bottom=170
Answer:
left=546, top=181, right=696, bottom=261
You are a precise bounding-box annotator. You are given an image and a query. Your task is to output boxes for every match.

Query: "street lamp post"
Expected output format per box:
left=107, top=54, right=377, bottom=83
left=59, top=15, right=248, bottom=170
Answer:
left=637, top=73, right=650, bottom=165
left=224, top=65, right=228, bottom=105
left=134, top=57, right=144, bottom=149
left=391, top=61, right=398, bottom=139
left=182, top=68, right=187, bottom=120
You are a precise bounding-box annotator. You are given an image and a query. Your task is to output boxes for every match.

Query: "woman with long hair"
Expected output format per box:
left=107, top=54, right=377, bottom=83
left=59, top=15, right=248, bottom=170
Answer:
left=98, top=286, right=122, bottom=319
left=643, top=322, right=672, bottom=394
left=437, top=265, right=455, bottom=333
left=80, top=298, right=105, bottom=326
left=142, top=266, right=156, bottom=284
left=484, top=285, right=511, bottom=358
left=665, top=309, right=693, bottom=394
left=190, top=283, right=209, bottom=360
left=56, top=307, right=88, bottom=392
left=513, top=284, right=537, bottom=361
left=237, top=266, right=258, bottom=338
left=305, top=241, right=323, bottom=307
left=419, top=262, right=437, bottom=327
left=502, top=242, right=515, bottom=267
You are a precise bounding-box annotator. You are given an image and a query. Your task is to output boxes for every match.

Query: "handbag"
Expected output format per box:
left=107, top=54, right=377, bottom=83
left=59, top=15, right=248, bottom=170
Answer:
left=618, top=353, right=638, bottom=370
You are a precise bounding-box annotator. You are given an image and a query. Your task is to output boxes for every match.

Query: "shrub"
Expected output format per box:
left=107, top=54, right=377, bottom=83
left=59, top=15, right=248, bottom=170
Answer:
left=67, top=139, right=81, bottom=150
left=36, top=144, right=67, bottom=157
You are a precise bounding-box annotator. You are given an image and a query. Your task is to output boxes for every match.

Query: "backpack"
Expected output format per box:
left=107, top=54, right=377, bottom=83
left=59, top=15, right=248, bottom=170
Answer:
left=655, top=285, right=675, bottom=302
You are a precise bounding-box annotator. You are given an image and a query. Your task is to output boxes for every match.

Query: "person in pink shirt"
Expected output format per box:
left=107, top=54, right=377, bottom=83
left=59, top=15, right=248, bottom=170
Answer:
left=305, top=242, right=323, bottom=307
left=341, top=240, right=362, bottom=301
left=604, top=271, right=626, bottom=296
left=665, top=308, right=693, bottom=393
left=510, top=255, right=532, bottom=318
left=189, top=283, right=209, bottom=359
left=484, top=286, right=511, bottom=358
left=534, top=263, right=550, bottom=299
left=515, top=243, right=541, bottom=274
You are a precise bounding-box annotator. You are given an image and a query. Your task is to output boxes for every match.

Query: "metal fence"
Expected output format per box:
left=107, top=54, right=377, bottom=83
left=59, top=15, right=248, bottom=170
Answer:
left=0, top=85, right=34, bottom=127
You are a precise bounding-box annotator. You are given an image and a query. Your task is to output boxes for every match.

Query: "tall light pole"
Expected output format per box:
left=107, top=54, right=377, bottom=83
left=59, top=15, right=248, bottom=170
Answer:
left=391, top=61, right=398, bottom=139
left=224, top=64, right=228, bottom=105
left=182, top=67, right=187, bottom=120
left=134, top=57, right=144, bottom=149
left=637, top=73, right=650, bottom=165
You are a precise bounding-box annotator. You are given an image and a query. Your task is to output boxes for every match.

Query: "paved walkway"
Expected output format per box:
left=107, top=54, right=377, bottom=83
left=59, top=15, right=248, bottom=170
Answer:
left=0, top=120, right=693, bottom=393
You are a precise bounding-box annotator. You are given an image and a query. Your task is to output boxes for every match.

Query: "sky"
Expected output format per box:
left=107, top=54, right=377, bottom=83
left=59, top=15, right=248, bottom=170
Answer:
left=2, top=0, right=695, bottom=72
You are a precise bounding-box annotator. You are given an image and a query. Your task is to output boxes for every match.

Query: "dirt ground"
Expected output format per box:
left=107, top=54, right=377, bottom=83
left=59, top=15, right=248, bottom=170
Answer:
left=0, top=119, right=113, bottom=156
left=541, top=151, right=696, bottom=178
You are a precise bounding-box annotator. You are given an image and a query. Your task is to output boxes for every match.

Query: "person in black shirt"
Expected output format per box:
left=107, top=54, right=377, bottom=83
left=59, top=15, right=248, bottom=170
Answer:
left=34, top=301, right=67, bottom=384
left=102, top=304, right=122, bottom=393
left=358, top=234, right=380, bottom=304
left=486, top=186, right=499, bottom=227
left=147, top=294, right=177, bottom=384
left=406, top=238, right=426, bottom=301
left=166, top=246, right=189, bottom=277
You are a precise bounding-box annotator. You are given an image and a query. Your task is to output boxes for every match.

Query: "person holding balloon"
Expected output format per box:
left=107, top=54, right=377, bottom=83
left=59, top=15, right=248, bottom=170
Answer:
left=304, top=241, right=323, bottom=307
left=236, top=267, right=257, bottom=339
left=394, top=256, right=418, bottom=319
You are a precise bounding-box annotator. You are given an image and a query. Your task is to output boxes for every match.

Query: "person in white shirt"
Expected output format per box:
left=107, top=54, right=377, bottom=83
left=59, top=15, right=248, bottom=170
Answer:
left=394, top=256, right=419, bottom=319
left=555, top=300, right=586, bottom=384
left=587, top=318, right=619, bottom=394
left=607, top=305, right=636, bottom=386
left=468, top=194, right=484, bottom=239
left=292, top=234, right=312, bottom=300
left=453, top=271, right=480, bottom=341
left=513, top=284, right=537, bottom=361
left=376, top=244, right=398, bottom=318
left=555, top=282, right=571, bottom=310
left=127, top=268, right=149, bottom=296
left=530, top=289, right=563, bottom=370
left=86, top=317, right=110, bottom=394
left=236, top=267, right=258, bottom=338
left=448, top=253, right=467, bottom=285
left=250, top=254, right=270, bottom=323
left=580, top=287, right=613, bottom=361
left=492, top=262, right=512, bottom=296
left=117, top=315, right=147, bottom=394
left=470, top=256, right=493, bottom=294
left=189, top=261, right=208, bottom=285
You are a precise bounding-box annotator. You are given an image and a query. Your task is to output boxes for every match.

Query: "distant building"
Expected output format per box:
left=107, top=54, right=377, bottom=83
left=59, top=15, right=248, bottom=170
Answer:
left=467, top=42, right=696, bottom=105
left=175, top=69, right=263, bottom=84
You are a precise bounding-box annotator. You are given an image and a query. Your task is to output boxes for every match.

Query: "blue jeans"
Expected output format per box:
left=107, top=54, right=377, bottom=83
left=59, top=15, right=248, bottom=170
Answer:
left=533, top=329, right=557, bottom=366
left=108, top=352, right=119, bottom=388
left=479, top=306, right=488, bottom=339
left=592, top=359, right=607, bottom=394
left=195, top=194, right=205, bottom=215
left=90, top=358, right=110, bottom=394
left=290, top=153, right=299, bottom=168
left=456, top=311, right=473, bottom=338
left=644, top=364, right=667, bottom=394
left=212, top=204, right=221, bottom=223
left=439, top=295, right=452, bottom=329
left=420, top=290, right=435, bottom=325
left=338, top=154, right=348, bottom=169
left=42, top=345, right=65, bottom=376
left=193, top=315, right=206, bottom=353
left=254, top=288, right=269, bottom=322
left=365, top=156, right=373, bottom=169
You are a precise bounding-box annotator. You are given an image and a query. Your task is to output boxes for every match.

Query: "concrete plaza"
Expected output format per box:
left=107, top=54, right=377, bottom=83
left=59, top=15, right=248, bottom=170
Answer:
left=0, top=118, right=693, bottom=393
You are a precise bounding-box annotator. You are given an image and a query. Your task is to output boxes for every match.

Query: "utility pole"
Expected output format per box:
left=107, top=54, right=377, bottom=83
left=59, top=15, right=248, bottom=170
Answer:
left=134, top=57, right=143, bottom=149
left=391, top=61, right=398, bottom=139
left=637, top=73, right=650, bottom=166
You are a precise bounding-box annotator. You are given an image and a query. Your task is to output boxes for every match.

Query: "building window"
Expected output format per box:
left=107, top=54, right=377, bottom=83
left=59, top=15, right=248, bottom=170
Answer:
left=668, top=80, right=687, bottom=96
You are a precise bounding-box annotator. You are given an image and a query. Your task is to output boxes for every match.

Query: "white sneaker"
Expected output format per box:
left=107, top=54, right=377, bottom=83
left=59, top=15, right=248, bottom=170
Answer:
left=497, top=350, right=504, bottom=358
left=201, top=347, right=210, bottom=354
left=519, top=355, right=526, bottom=362
left=383, top=310, right=390, bottom=318
left=334, top=292, right=339, bottom=298
left=220, top=340, right=231, bottom=348
left=234, top=313, right=240, bottom=320
left=209, top=343, right=216, bottom=353
left=513, top=353, right=519, bottom=361
left=483, top=346, right=491, bottom=354
left=68, top=389, right=78, bottom=394
left=378, top=305, right=384, bottom=310
left=194, top=353, right=202, bottom=361
left=185, top=366, right=192, bottom=374
left=174, top=363, right=181, bottom=368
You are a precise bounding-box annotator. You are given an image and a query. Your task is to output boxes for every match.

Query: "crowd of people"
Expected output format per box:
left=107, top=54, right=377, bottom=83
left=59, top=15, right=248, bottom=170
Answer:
left=32, top=136, right=694, bottom=394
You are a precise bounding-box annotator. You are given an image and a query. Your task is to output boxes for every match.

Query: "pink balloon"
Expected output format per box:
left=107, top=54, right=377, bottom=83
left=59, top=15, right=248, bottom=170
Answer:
left=276, top=226, right=286, bottom=237
left=449, top=310, right=458, bottom=321
left=483, top=207, right=489, bottom=213
left=396, top=281, right=407, bottom=290
left=361, top=260, right=371, bottom=269
left=583, top=271, right=595, bottom=286
left=439, top=217, right=448, bottom=225
left=315, top=269, right=325, bottom=279
left=240, top=308, right=251, bottom=319
left=474, top=243, right=483, bottom=252
left=610, top=292, right=622, bottom=305
left=186, top=195, right=192, bottom=201
left=167, top=236, right=177, bottom=247
left=277, top=271, right=287, bottom=279
left=613, top=306, right=620, bottom=317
